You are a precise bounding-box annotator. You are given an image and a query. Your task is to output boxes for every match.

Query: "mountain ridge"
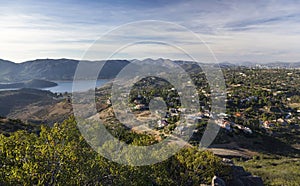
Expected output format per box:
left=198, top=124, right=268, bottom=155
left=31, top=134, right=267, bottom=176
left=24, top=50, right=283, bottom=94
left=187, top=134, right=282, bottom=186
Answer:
left=0, top=58, right=130, bottom=82
left=1, top=58, right=300, bottom=83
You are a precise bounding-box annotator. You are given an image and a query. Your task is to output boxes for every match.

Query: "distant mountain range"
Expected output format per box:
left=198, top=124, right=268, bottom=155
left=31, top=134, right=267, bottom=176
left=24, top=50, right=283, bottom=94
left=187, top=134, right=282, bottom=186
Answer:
left=0, top=59, right=130, bottom=82
left=225, top=61, right=300, bottom=68
left=1, top=58, right=300, bottom=83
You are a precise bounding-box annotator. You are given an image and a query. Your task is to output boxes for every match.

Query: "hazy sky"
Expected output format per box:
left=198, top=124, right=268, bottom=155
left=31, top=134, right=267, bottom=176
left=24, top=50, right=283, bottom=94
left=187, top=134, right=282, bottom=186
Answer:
left=1, top=0, right=300, bottom=63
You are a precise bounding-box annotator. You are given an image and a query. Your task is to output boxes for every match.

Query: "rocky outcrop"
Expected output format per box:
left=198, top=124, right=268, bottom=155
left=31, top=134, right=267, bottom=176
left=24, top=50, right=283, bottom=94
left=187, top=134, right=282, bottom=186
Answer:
left=211, top=158, right=264, bottom=186
left=229, top=165, right=263, bottom=186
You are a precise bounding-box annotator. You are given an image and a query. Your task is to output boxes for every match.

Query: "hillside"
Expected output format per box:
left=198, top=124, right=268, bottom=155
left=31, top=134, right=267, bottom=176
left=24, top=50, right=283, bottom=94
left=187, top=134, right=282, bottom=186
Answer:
left=1, top=66, right=300, bottom=185
left=0, top=59, right=130, bottom=82
left=0, top=79, right=57, bottom=89
left=3, top=58, right=300, bottom=83
left=0, top=89, right=58, bottom=117
left=0, top=59, right=19, bottom=82
left=0, top=117, right=40, bottom=136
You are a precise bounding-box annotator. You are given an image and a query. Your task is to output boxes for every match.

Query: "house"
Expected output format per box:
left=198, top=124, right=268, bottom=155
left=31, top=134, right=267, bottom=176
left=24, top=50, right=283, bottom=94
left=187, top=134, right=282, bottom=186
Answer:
left=169, top=108, right=179, bottom=116
left=243, top=127, right=253, bottom=134
left=120, top=93, right=128, bottom=98
left=178, top=108, right=186, bottom=112
left=175, top=126, right=185, bottom=134
left=133, top=99, right=142, bottom=104
left=190, top=116, right=202, bottom=125
left=213, top=119, right=220, bottom=125
left=285, top=113, right=292, bottom=119
left=222, top=121, right=232, bottom=132
left=235, top=112, right=242, bottom=117
left=218, top=113, right=229, bottom=117
left=203, top=112, right=210, bottom=118
left=186, top=115, right=197, bottom=124
left=155, top=110, right=165, bottom=116
left=106, top=99, right=112, bottom=105
left=164, top=112, right=171, bottom=118
left=277, top=118, right=288, bottom=126
left=218, top=113, right=229, bottom=120
left=134, top=104, right=146, bottom=110
left=234, top=124, right=244, bottom=130
left=239, top=72, right=247, bottom=77
left=263, top=121, right=275, bottom=128
left=157, top=120, right=168, bottom=129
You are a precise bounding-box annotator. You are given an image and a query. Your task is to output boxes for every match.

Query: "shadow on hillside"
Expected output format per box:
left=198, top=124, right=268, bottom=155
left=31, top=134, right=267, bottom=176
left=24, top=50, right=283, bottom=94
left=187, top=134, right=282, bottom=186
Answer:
left=208, top=129, right=300, bottom=158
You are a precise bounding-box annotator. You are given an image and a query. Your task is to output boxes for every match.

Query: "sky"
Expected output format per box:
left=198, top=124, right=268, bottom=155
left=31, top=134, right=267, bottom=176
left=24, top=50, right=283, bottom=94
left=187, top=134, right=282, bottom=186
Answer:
left=0, top=0, right=300, bottom=63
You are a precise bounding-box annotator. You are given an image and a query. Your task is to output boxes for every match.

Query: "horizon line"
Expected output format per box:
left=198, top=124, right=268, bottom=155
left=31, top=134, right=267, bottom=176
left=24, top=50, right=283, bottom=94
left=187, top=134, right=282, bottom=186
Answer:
left=1, top=57, right=300, bottom=64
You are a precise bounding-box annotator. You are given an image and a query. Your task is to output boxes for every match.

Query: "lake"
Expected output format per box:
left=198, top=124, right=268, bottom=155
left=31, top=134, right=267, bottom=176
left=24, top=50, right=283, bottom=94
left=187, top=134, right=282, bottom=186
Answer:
left=0, top=79, right=111, bottom=93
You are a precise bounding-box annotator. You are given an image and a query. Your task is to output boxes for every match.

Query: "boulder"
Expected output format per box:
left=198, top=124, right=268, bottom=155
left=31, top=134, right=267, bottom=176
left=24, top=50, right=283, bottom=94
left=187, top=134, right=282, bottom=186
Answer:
left=212, top=176, right=226, bottom=186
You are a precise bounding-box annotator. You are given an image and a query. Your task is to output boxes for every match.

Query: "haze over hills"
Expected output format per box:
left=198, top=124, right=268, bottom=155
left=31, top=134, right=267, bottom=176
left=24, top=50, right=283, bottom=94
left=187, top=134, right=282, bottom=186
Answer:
left=0, top=59, right=130, bottom=82
left=230, top=61, right=300, bottom=68
left=1, top=58, right=300, bottom=83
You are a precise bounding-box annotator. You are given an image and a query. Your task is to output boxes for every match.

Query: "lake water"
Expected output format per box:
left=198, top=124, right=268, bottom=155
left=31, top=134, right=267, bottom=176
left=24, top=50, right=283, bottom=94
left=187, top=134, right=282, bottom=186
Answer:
left=43, top=79, right=111, bottom=93
left=0, top=79, right=111, bottom=93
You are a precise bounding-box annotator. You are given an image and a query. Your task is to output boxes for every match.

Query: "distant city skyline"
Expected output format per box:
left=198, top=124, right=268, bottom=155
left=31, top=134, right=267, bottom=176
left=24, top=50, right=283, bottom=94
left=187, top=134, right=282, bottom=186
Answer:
left=1, top=0, right=300, bottom=63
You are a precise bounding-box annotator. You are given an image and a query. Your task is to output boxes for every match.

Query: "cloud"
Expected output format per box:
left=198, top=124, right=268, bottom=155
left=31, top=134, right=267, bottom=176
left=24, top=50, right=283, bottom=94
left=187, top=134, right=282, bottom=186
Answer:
left=0, top=0, right=300, bottom=63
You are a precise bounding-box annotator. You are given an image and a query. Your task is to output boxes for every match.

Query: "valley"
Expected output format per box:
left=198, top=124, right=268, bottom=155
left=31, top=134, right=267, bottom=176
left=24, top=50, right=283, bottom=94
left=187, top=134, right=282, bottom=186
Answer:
left=0, top=59, right=300, bottom=185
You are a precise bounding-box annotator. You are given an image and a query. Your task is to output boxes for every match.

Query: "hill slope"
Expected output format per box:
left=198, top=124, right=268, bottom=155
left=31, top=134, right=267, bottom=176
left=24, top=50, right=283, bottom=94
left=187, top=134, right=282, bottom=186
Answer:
left=0, top=79, right=58, bottom=89
left=0, top=59, right=130, bottom=82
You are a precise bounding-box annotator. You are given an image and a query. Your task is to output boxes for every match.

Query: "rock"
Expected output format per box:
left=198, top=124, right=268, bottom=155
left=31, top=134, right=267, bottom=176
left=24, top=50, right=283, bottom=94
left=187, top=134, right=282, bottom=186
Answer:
left=227, top=165, right=264, bottom=186
left=238, top=176, right=264, bottom=186
left=232, top=166, right=252, bottom=177
left=222, top=158, right=233, bottom=165
left=210, top=164, right=264, bottom=186
left=212, top=176, right=226, bottom=186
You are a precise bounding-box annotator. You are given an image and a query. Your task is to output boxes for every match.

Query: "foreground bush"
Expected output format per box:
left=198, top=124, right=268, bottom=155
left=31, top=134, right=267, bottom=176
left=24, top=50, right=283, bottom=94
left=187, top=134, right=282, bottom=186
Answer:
left=0, top=117, right=230, bottom=185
